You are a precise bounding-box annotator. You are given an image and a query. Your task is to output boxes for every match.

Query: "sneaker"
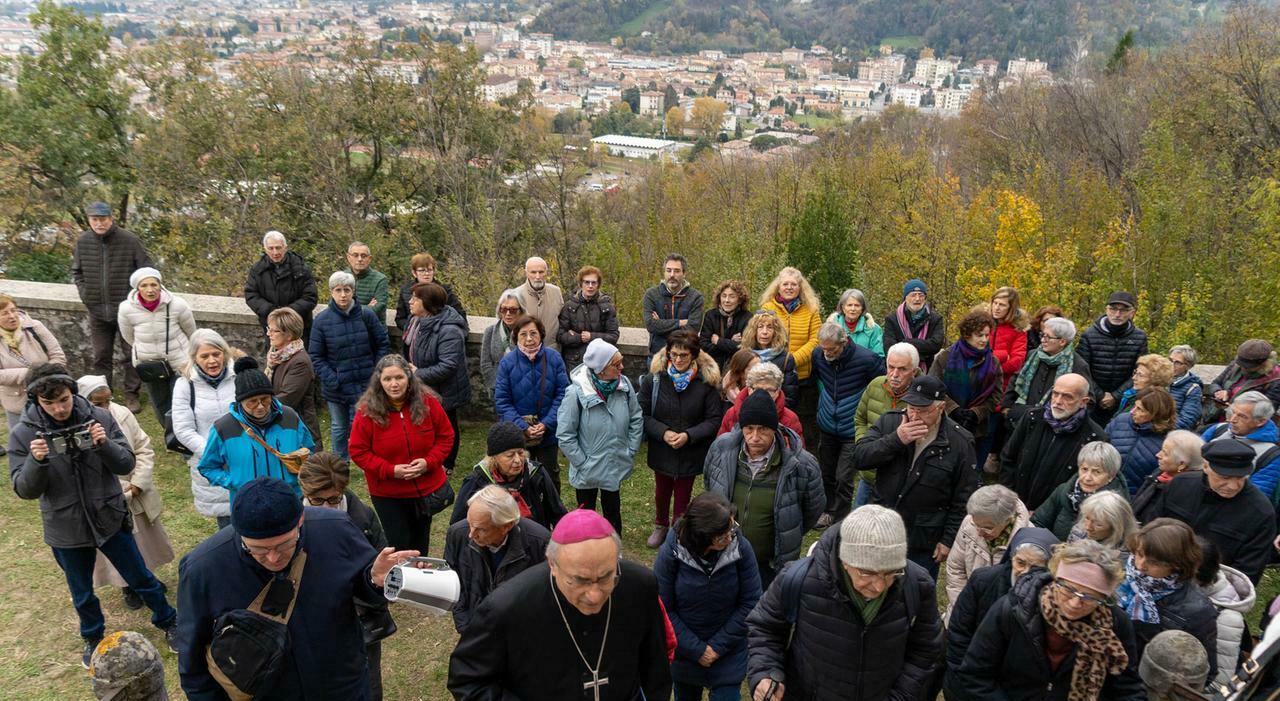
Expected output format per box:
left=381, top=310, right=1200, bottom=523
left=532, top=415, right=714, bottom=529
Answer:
left=163, top=625, right=178, bottom=654
left=122, top=587, right=143, bottom=611
left=124, top=395, right=143, bottom=414
left=82, top=637, right=102, bottom=669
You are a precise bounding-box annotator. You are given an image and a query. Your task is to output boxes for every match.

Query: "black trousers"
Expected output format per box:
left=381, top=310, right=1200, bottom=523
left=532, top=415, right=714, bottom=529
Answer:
left=575, top=488, right=622, bottom=535
left=528, top=443, right=561, bottom=494
left=817, top=430, right=857, bottom=520
left=443, top=408, right=461, bottom=471
left=89, top=315, right=141, bottom=396
left=795, top=379, right=820, bottom=447
left=370, top=495, right=432, bottom=555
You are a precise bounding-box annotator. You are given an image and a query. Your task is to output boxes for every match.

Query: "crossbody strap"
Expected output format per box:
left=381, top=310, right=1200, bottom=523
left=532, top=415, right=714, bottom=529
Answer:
left=247, top=550, right=308, bottom=623
left=237, top=419, right=289, bottom=463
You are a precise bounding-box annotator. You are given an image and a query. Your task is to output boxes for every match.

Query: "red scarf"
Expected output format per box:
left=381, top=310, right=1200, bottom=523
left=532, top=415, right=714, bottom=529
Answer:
left=140, top=295, right=161, bottom=312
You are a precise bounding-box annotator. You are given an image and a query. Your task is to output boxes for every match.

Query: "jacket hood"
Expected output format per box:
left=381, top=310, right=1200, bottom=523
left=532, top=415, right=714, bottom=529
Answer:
left=1243, top=420, right=1280, bottom=443
left=827, top=311, right=878, bottom=331
left=1204, top=565, right=1256, bottom=613
left=1009, top=568, right=1054, bottom=615
left=1000, top=527, right=1061, bottom=564
left=668, top=526, right=746, bottom=576
left=419, top=305, right=468, bottom=334
left=648, top=348, right=722, bottom=386
left=1172, top=372, right=1202, bottom=389
left=569, top=363, right=635, bottom=408
left=21, top=393, right=97, bottom=430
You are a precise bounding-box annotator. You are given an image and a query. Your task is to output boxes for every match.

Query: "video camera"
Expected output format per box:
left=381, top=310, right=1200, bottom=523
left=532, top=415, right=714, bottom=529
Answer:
left=38, top=421, right=96, bottom=457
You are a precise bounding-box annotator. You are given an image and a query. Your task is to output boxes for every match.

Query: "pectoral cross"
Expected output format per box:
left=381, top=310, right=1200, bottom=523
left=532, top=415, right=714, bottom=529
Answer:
left=582, top=673, right=609, bottom=701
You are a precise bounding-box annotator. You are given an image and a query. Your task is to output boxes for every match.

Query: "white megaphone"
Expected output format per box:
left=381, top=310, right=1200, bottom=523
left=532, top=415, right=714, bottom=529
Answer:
left=383, top=557, right=460, bottom=615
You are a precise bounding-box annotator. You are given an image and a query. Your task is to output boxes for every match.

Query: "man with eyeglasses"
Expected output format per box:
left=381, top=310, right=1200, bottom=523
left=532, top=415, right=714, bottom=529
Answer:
left=1001, top=316, right=1093, bottom=425
left=449, top=508, right=672, bottom=700
left=746, top=505, right=942, bottom=701
left=515, top=256, right=566, bottom=351
left=344, top=241, right=389, bottom=321
left=245, top=230, right=318, bottom=350
left=176, top=477, right=414, bottom=700
left=643, top=253, right=705, bottom=355
left=1076, top=291, right=1149, bottom=423
left=999, top=373, right=1107, bottom=511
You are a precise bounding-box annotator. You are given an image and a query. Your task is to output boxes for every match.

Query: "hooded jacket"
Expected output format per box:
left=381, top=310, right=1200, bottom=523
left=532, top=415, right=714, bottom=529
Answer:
left=945, top=500, right=1032, bottom=613
left=999, top=407, right=1108, bottom=511
left=1169, top=372, right=1204, bottom=431
left=244, top=251, right=318, bottom=337
left=827, top=311, right=886, bottom=358
left=1031, top=475, right=1129, bottom=542
left=641, top=348, right=725, bottom=478
left=1203, top=564, right=1256, bottom=685
left=556, top=364, right=644, bottom=491
left=0, top=312, right=66, bottom=414
left=408, top=305, right=472, bottom=410
left=701, top=306, right=752, bottom=369
left=813, top=341, right=885, bottom=439
left=449, top=458, right=567, bottom=530
left=309, top=298, right=390, bottom=404
left=443, top=518, right=551, bottom=635
left=1106, top=412, right=1166, bottom=497
left=746, top=525, right=943, bottom=700
left=349, top=392, right=454, bottom=500
left=643, top=281, right=705, bottom=354
left=117, top=287, right=197, bottom=371
left=196, top=399, right=314, bottom=504
left=760, top=297, right=821, bottom=380
left=72, top=224, right=152, bottom=320
left=1075, top=316, right=1150, bottom=396
left=494, top=345, right=569, bottom=447
left=1201, top=421, right=1280, bottom=502
left=394, top=278, right=466, bottom=332
left=172, top=366, right=236, bottom=518
left=556, top=290, right=620, bottom=370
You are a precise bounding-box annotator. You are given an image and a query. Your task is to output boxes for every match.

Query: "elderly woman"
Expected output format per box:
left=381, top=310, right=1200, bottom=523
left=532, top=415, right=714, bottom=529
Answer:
left=760, top=267, right=823, bottom=437
left=883, top=278, right=946, bottom=371
left=557, top=338, right=643, bottom=535
left=1115, top=518, right=1219, bottom=679
left=740, top=310, right=799, bottom=408
left=393, top=252, right=466, bottom=335
left=266, top=307, right=321, bottom=449
left=1116, top=354, right=1175, bottom=414
left=79, top=375, right=175, bottom=611
left=494, top=315, right=569, bottom=489
left=117, top=267, right=197, bottom=431
left=1195, top=538, right=1257, bottom=687
left=404, top=281, right=471, bottom=473
left=700, top=280, right=751, bottom=369
left=826, top=288, right=884, bottom=358
left=719, top=348, right=758, bottom=407
left=953, top=539, right=1143, bottom=701
left=349, top=354, right=454, bottom=554
left=654, top=491, right=762, bottom=701
left=1001, top=316, right=1092, bottom=425
left=1132, top=430, right=1204, bottom=517
left=1167, top=345, right=1204, bottom=430
left=1025, top=304, right=1063, bottom=354
left=641, top=329, right=725, bottom=548
left=1070, top=491, right=1138, bottom=552
left=719, top=361, right=804, bottom=440
left=309, top=270, right=390, bottom=459
left=1109, top=387, right=1177, bottom=496
left=480, top=289, right=524, bottom=398
left=0, top=294, right=65, bottom=439
left=451, top=421, right=566, bottom=530
left=1033, top=441, right=1129, bottom=542
left=172, top=328, right=239, bottom=527
left=1208, top=338, right=1280, bottom=413
left=557, top=265, right=620, bottom=371
left=990, top=287, right=1029, bottom=388
left=945, top=484, right=1030, bottom=615
left=930, top=308, right=1003, bottom=463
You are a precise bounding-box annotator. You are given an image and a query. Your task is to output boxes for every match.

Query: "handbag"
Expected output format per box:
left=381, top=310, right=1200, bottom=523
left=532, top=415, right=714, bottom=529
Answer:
left=237, top=419, right=311, bottom=475
left=133, top=303, right=174, bottom=384
left=422, top=478, right=455, bottom=517
left=206, top=551, right=308, bottom=700
left=164, top=385, right=195, bottom=456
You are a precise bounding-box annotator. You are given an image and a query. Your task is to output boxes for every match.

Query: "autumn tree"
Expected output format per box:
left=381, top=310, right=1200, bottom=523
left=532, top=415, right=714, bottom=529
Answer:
left=690, top=97, right=727, bottom=141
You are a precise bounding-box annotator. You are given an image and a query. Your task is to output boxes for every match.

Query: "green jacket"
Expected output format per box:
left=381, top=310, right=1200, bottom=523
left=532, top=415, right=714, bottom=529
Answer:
left=1030, top=474, right=1128, bottom=542
left=853, top=375, right=910, bottom=487
left=347, top=267, right=389, bottom=320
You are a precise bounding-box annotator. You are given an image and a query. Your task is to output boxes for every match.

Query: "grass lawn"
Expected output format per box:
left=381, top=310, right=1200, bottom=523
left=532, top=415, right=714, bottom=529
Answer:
left=880, top=35, right=925, bottom=50
left=791, top=113, right=842, bottom=129
left=618, top=0, right=673, bottom=35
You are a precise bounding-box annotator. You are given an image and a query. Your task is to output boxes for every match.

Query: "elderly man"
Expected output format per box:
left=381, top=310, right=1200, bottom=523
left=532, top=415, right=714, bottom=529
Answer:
left=244, top=230, right=318, bottom=348
left=718, top=362, right=803, bottom=439
left=344, top=241, right=389, bottom=320
left=882, top=279, right=946, bottom=371
left=746, top=506, right=942, bottom=701
left=1076, top=291, right=1149, bottom=422
left=448, top=508, right=672, bottom=700
left=853, top=342, right=921, bottom=507
left=999, top=373, right=1108, bottom=510
left=813, top=322, right=885, bottom=527
left=72, top=201, right=151, bottom=413
left=1208, top=339, right=1280, bottom=413
left=1201, top=391, right=1280, bottom=501
left=1141, top=439, right=1275, bottom=584
left=643, top=253, right=705, bottom=355
left=1000, top=316, right=1093, bottom=425
left=444, top=485, right=551, bottom=634
left=515, top=256, right=565, bottom=351
left=704, top=390, right=824, bottom=588
left=451, top=421, right=567, bottom=530
left=852, top=375, right=978, bottom=578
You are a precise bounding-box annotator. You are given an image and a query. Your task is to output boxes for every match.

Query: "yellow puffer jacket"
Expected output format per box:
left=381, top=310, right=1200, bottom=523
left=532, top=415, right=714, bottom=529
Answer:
left=761, top=298, right=821, bottom=380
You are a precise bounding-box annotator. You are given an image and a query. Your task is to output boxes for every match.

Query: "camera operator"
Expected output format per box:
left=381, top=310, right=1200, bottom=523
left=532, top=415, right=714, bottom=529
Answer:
left=7, top=363, right=177, bottom=668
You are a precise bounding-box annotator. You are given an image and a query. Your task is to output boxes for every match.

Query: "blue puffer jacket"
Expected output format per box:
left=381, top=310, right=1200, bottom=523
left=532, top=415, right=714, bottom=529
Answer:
left=495, top=346, right=570, bottom=447
left=1170, top=372, right=1204, bottom=430
left=309, top=299, right=390, bottom=403
left=1203, top=421, right=1280, bottom=502
left=196, top=399, right=315, bottom=504
left=654, top=527, right=762, bottom=689
left=409, top=306, right=472, bottom=410
left=1107, top=412, right=1165, bottom=497
left=812, top=341, right=885, bottom=438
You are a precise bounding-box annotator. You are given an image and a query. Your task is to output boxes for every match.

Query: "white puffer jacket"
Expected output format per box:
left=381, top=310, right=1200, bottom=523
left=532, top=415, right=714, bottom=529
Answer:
left=1204, top=564, right=1257, bottom=685
left=944, top=499, right=1032, bottom=621
left=117, top=288, right=197, bottom=372
left=172, top=366, right=236, bottom=518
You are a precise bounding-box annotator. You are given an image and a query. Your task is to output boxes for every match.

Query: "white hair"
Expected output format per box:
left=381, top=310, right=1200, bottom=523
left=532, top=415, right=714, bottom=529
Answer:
left=887, top=342, right=919, bottom=367
left=1043, top=317, right=1077, bottom=343
left=1233, top=391, right=1276, bottom=421
left=467, top=485, right=521, bottom=527
left=525, top=256, right=547, bottom=269
left=966, top=484, right=1022, bottom=523
left=262, top=230, right=286, bottom=247
left=745, top=362, right=783, bottom=389
left=817, top=322, right=848, bottom=345
left=1077, top=441, right=1122, bottom=478
left=1162, top=430, right=1204, bottom=470
left=493, top=288, right=525, bottom=316
left=328, top=271, right=356, bottom=289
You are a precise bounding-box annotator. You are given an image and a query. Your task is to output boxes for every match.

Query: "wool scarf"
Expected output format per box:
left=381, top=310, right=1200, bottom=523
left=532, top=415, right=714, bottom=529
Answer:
left=752, top=346, right=781, bottom=363
left=668, top=362, right=696, bottom=392
left=1044, top=404, right=1087, bottom=434
left=1013, top=346, right=1076, bottom=405
left=0, top=325, right=20, bottom=353
left=198, top=365, right=228, bottom=388
left=942, top=339, right=1000, bottom=409
left=1039, top=584, right=1130, bottom=701
left=266, top=339, right=304, bottom=378
left=895, top=302, right=932, bottom=340
left=591, top=373, right=618, bottom=399
left=139, top=295, right=162, bottom=312
left=1115, top=556, right=1181, bottom=624
left=1067, top=478, right=1091, bottom=511
left=775, top=294, right=802, bottom=314
left=491, top=467, right=534, bottom=519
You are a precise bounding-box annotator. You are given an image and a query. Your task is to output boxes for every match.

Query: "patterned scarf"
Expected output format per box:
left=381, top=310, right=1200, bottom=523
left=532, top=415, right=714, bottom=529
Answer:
left=775, top=294, right=801, bottom=314
left=521, top=343, right=542, bottom=361
left=1115, top=555, right=1181, bottom=624
left=590, top=373, right=618, bottom=399
left=895, top=302, right=932, bottom=340
left=1013, top=345, right=1076, bottom=405
left=402, top=316, right=422, bottom=360
left=491, top=466, right=533, bottom=519
left=752, top=346, right=781, bottom=363
left=1067, top=478, right=1090, bottom=511
left=266, top=339, right=304, bottom=378
left=942, top=338, right=1000, bottom=408
left=1044, top=404, right=1087, bottom=434
left=0, top=325, right=20, bottom=353
left=668, top=362, right=696, bottom=393
left=1039, top=584, right=1130, bottom=701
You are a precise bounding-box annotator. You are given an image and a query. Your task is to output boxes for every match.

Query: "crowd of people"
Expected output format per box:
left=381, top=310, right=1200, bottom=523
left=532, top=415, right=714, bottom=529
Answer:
left=6, top=200, right=1280, bottom=700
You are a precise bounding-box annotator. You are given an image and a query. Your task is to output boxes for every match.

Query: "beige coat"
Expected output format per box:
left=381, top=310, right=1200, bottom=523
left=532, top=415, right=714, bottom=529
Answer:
left=515, top=280, right=564, bottom=352
left=943, top=500, right=1031, bottom=619
left=106, top=401, right=163, bottom=523
left=0, top=313, right=66, bottom=414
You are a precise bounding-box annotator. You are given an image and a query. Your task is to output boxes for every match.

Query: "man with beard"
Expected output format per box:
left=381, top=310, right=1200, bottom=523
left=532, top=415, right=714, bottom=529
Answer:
left=999, top=373, right=1108, bottom=510
left=852, top=343, right=921, bottom=507
left=515, top=256, right=565, bottom=351
left=642, top=254, right=705, bottom=355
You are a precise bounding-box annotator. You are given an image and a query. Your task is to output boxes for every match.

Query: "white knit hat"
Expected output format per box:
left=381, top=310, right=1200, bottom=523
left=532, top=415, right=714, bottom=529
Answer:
left=838, top=505, right=907, bottom=571
left=583, top=338, right=619, bottom=373
left=129, top=267, right=162, bottom=290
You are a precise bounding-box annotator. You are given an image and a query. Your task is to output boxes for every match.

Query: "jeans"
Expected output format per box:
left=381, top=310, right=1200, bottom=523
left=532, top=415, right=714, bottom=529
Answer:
left=854, top=479, right=873, bottom=508
left=51, top=529, right=176, bottom=640
left=907, top=547, right=940, bottom=582
left=653, top=473, right=696, bottom=527
left=88, top=315, right=141, bottom=397
left=817, top=431, right=857, bottom=520
left=575, top=488, right=622, bottom=535
left=673, top=681, right=741, bottom=701
left=327, top=399, right=359, bottom=459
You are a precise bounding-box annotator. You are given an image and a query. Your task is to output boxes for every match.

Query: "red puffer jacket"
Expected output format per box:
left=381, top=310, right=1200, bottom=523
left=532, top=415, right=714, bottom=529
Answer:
left=350, top=393, right=455, bottom=499
left=991, top=321, right=1028, bottom=390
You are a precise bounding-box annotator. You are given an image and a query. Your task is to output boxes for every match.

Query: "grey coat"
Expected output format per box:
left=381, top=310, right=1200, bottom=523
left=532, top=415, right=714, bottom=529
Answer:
left=479, top=321, right=513, bottom=398
left=702, top=426, right=824, bottom=571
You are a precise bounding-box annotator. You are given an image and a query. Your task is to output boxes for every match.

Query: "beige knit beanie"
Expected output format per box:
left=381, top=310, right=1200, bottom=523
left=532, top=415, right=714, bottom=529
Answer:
left=838, top=505, right=908, bottom=571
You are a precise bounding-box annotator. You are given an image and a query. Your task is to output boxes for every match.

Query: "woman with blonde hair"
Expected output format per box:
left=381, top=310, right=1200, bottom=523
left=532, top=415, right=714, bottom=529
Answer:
left=760, top=266, right=822, bottom=436
left=740, top=309, right=799, bottom=408
left=1116, top=354, right=1176, bottom=415
left=172, top=328, right=244, bottom=528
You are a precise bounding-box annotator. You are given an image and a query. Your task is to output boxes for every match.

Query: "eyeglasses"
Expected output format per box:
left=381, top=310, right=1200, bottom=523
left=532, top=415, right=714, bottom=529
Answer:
left=498, top=306, right=522, bottom=315
left=849, top=567, right=905, bottom=582
left=306, top=494, right=343, bottom=506
left=1170, top=358, right=1190, bottom=367
left=1041, top=334, right=1062, bottom=342
left=581, top=279, right=600, bottom=286
left=242, top=534, right=300, bottom=557
left=413, top=267, right=434, bottom=274
left=1054, top=580, right=1109, bottom=606
left=349, top=252, right=371, bottom=259
left=668, top=351, right=693, bottom=360
left=753, top=309, right=777, bottom=317
left=713, top=522, right=738, bottom=545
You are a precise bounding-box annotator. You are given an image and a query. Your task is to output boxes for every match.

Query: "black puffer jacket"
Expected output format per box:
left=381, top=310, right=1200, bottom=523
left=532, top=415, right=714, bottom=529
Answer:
left=1075, top=317, right=1149, bottom=395
left=556, top=291, right=620, bottom=370
left=394, top=278, right=466, bottom=332
left=746, top=525, right=943, bottom=701
left=244, top=251, right=318, bottom=339
left=700, top=306, right=751, bottom=370
left=443, top=518, right=550, bottom=634
left=952, top=571, right=1144, bottom=701
left=1125, top=581, right=1220, bottom=681
left=408, top=306, right=472, bottom=410
left=71, top=225, right=152, bottom=320
left=999, top=407, right=1108, bottom=511
left=641, top=348, right=725, bottom=478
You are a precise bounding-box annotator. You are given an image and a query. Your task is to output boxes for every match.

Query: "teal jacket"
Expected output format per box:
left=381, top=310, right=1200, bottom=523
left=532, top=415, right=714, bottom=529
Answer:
left=826, top=312, right=886, bottom=358
left=197, top=399, right=314, bottom=504
left=556, top=364, right=644, bottom=491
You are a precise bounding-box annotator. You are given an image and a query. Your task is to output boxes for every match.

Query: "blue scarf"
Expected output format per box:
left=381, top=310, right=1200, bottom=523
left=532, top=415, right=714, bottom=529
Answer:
left=752, top=346, right=780, bottom=363
left=668, top=363, right=695, bottom=393
left=775, top=294, right=801, bottom=314
left=199, top=365, right=228, bottom=388
left=591, top=373, right=618, bottom=399
left=1115, top=555, right=1180, bottom=623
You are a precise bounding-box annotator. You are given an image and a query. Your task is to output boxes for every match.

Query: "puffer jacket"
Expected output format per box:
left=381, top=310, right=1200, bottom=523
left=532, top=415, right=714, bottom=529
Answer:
left=760, top=297, right=821, bottom=380
left=991, top=320, right=1029, bottom=390
left=479, top=321, right=514, bottom=397
left=718, top=386, right=804, bottom=442
left=449, top=458, right=567, bottom=530
left=173, top=367, right=236, bottom=518
left=349, top=392, right=454, bottom=500
left=953, top=570, right=1144, bottom=701
left=1106, top=412, right=1165, bottom=496
left=826, top=311, right=886, bottom=358
left=944, top=501, right=1031, bottom=613
left=1030, top=475, right=1128, bottom=542
left=9, top=397, right=135, bottom=548
left=853, top=374, right=914, bottom=492
left=0, top=312, right=66, bottom=414
left=641, top=349, right=725, bottom=478
left=197, top=399, right=315, bottom=504
left=71, top=225, right=152, bottom=320
left=1204, top=564, right=1256, bottom=685
left=813, top=341, right=885, bottom=438
left=556, top=291, right=620, bottom=370
left=655, top=527, right=762, bottom=689
left=494, top=345, right=569, bottom=447
left=243, top=251, right=317, bottom=337
left=309, top=298, right=390, bottom=403
left=117, top=288, right=197, bottom=371
left=1202, top=421, right=1280, bottom=501
left=643, top=282, right=705, bottom=354
left=703, top=426, right=824, bottom=571
left=408, top=305, right=472, bottom=410
left=1169, top=372, right=1204, bottom=430
left=443, top=518, right=550, bottom=634
left=746, top=525, right=943, bottom=700
left=1075, top=316, right=1150, bottom=395
left=556, top=364, right=644, bottom=491
left=999, top=407, right=1108, bottom=511
left=394, top=278, right=466, bottom=332
left=1122, top=577, right=1219, bottom=681
left=701, top=306, right=751, bottom=369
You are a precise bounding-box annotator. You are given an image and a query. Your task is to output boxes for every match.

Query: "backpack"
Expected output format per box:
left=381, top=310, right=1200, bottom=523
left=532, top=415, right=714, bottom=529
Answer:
left=206, top=551, right=307, bottom=700
left=777, top=555, right=921, bottom=634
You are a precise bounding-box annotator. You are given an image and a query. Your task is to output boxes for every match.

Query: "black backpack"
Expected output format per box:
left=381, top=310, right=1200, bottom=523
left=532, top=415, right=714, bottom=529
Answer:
left=206, top=551, right=307, bottom=700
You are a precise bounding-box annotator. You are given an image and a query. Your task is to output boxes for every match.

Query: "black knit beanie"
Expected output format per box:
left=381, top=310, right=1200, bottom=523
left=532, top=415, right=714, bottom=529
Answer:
left=234, top=356, right=275, bottom=402
left=738, top=389, right=779, bottom=431
left=487, top=421, right=527, bottom=456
